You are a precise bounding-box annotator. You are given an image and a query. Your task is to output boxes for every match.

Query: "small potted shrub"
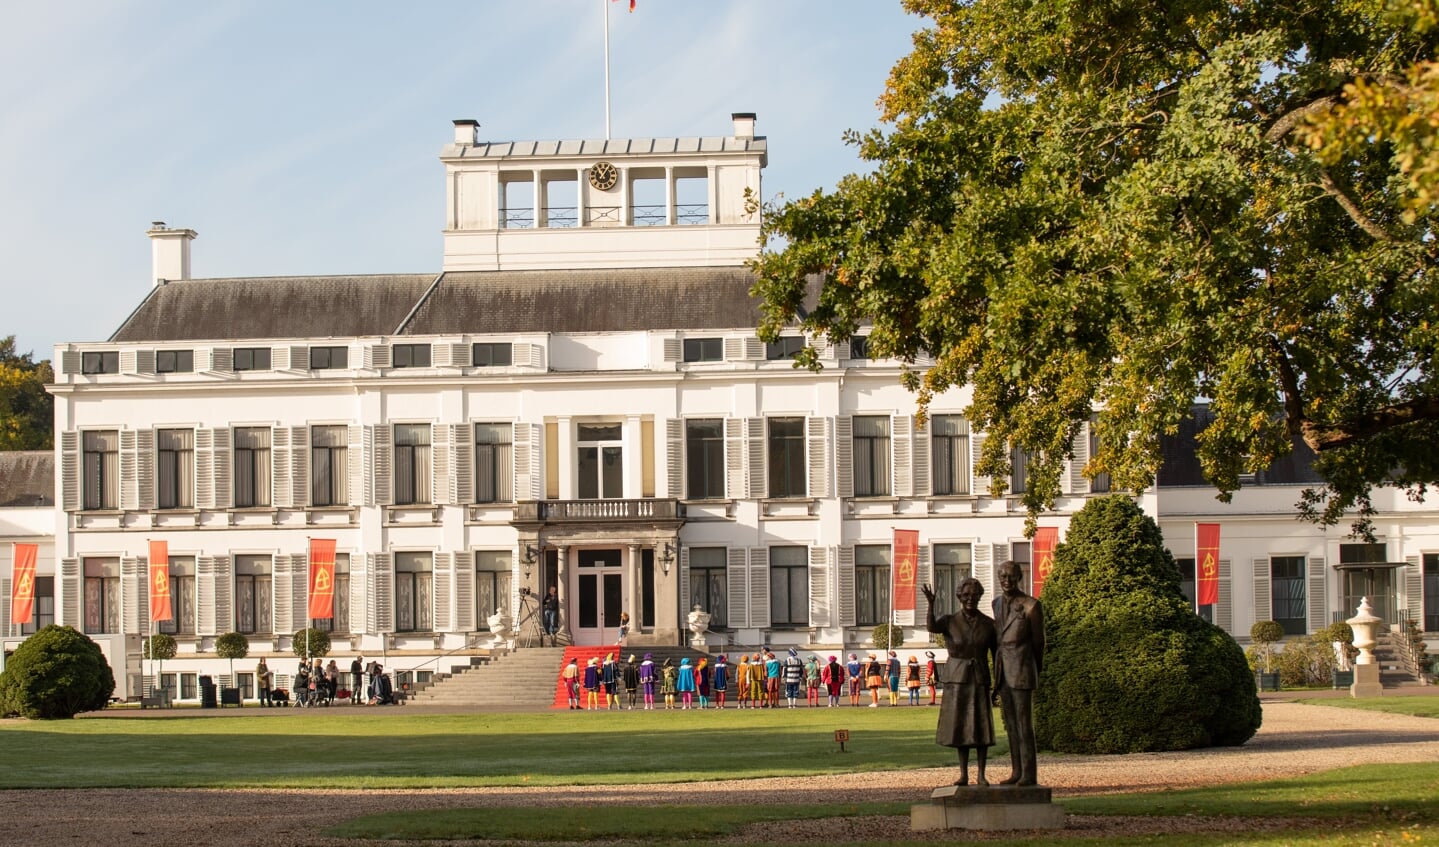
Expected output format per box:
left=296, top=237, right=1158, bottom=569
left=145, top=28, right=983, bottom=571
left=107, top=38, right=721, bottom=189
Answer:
left=1316, top=622, right=1356, bottom=688
left=870, top=623, right=904, bottom=652
left=1249, top=620, right=1284, bottom=691
left=215, top=632, right=250, bottom=706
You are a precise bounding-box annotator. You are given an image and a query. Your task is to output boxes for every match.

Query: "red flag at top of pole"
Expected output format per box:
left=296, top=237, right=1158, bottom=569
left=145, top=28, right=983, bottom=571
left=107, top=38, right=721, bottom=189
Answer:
left=148, top=540, right=173, bottom=622
left=1031, top=527, right=1059, bottom=596
left=612, top=0, right=636, bottom=11
left=1195, top=523, right=1220, bottom=607
left=892, top=530, right=919, bottom=612
left=10, top=543, right=38, bottom=625
left=308, top=539, right=337, bottom=620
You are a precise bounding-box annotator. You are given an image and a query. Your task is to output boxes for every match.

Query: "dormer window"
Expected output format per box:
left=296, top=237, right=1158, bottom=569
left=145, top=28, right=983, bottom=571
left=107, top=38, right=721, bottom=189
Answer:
left=683, top=338, right=722, bottom=363
left=234, top=347, right=272, bottom=372
left=82, top=352, right=119, bottom=375
left=392, top=344, right=431, bottom=368
left=472, top=343, right=512, bottom=367
left=309, top=346, right=349, bottom=370
left=156, top=350, right=193, bottom=373
left=765, top=336, right=805, bottom=361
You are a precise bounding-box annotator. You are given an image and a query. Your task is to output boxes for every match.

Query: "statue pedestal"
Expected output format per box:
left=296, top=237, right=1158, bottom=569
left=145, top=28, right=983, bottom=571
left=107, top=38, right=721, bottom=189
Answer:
left=1350, top=662, right=1383, bottom=698
left=911, top=785, right=1066, bottom=832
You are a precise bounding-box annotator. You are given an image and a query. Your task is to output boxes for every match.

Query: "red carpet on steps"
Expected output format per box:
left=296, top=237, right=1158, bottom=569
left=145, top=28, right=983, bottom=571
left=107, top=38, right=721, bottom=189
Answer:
left=551, top=645, right=623, bottom=708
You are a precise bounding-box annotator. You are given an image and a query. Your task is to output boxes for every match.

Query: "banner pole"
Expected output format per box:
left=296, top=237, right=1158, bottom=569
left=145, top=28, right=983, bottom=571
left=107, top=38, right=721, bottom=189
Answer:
left=603, top=0, right=611, bottom=140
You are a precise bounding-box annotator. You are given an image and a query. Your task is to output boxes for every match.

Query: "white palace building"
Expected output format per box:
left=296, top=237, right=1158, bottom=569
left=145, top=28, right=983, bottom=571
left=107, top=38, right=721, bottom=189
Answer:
left=3, top=113, right=1437, bottom=702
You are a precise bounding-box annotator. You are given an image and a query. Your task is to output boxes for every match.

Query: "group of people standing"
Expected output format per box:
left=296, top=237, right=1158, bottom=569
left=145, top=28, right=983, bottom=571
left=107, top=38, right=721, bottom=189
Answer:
left=559, top=647, right=945, bottom=711
left=253, top=655, right=393, bottom=706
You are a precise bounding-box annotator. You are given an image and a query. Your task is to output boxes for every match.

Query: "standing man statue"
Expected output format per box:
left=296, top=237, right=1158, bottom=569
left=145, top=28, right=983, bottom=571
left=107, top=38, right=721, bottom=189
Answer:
left=923, top=577, right=997, bottom=786
left=992, top=560, right=1045, bottom=786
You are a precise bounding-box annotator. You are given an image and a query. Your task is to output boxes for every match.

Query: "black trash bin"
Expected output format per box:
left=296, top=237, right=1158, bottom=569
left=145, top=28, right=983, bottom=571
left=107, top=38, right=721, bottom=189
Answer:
left=199, top=675, right=218, bottom=709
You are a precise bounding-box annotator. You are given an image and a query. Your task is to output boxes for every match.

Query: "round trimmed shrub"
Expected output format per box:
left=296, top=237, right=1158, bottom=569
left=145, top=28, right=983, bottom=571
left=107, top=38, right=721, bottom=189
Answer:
left=0, top=625, right=116, bottom=719
left=215, top=631, right=250, bottom=680
left=870, top=623, right=904, bottom=650
left=291, top=628, right=331, bottom=660
left=143, top=633, right=178, bottom=661
left=1034, top=495, right=1261, bottom=753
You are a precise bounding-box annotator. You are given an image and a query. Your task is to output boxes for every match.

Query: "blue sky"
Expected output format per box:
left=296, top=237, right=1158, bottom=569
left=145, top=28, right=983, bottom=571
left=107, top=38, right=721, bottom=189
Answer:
left=0, top=1, right=921, bottom=360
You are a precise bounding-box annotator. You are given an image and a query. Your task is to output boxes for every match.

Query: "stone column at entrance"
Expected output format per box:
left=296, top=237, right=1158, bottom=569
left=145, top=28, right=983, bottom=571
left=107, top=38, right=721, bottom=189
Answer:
left=627, top=543, right=642, bottom=640
left=555, top=545, right=571, bottom=643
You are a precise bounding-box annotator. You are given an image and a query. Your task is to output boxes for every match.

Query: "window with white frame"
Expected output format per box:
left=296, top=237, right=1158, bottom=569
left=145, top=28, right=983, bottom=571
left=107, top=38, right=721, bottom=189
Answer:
left=391, top=344, right=431, bottom=368
left=930, top=543, right=973, bottom=618
left=855, top=544, right=892, bottom=626
left=394, top=424, right=432, bottom=505
left=82, top=430, right=119, bottom=510
left=769, top=546, right=809, bottom=627
left=82, top=351, right=119, bottom=374
left=853, top=416, right=892, bottom=497
left=156, top=349, right=193, bottom=373
left=233, top=427, right=271, bottom=507
left=1010, top=445, right=1031, bottom=496
left=156, top=428, right=194, bottom=509
left=475, top=550, right=512, bottom=627
left=765, top=336, right=805, bottom=360
left=767, top=417, right=806, bottom=499
left=83, top=557, right=120, bottom=635
left=1424, top=553, right=1437, bottom=632
left=688, top=547, right=728, bottom=628
left=1270, top=556, right=1307, bottom=636
left=577, top=423, right=623, bottom=500
left=234, top=555, right=273, bottom=635
left=682, top=338, right=722, bottom=362
left=309, top=346, right=348, bottom=370
left=233, top=347, right=271, bottom=371
left=474, top=424, right=513, bottom=503
left=395, top=552, right=433, bottom=632
left=930, top=416, right=970, bottom=495
left=472, top=342, right=512, bottom=367
left=310, top=426, right=348, bottom=507
left=685, top=419, right=725, bottom=500
left=157, top=556, right=196, bottom=636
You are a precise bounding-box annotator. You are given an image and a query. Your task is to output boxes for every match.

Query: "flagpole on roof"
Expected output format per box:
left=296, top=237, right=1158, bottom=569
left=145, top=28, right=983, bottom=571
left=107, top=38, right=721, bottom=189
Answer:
left=603, top=0, right=611, bottom=140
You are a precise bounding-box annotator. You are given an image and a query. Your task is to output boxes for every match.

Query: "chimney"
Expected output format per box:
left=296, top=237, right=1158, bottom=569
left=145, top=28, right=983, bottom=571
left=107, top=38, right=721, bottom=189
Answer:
left=453, top=119, right=479, bottom=146
left=731, top=112, right=756, bottom=140
left=146, top=222, right=197, bottom=286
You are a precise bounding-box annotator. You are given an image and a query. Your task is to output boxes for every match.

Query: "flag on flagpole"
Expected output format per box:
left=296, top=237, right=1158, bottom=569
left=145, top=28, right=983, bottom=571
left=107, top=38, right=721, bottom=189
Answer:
left=148, top=540, right=173, bottom=622
left=612, top=0, right=635, bottom=11
left=10, top=543, right=38, bottom=625
left=1195, top=523, right=1220, bottom=607
left=1032, top=527, right=1059, bottom=596
left=892, top=530, right=919, bottom=612
left=308, top=539, right=337, bottom=620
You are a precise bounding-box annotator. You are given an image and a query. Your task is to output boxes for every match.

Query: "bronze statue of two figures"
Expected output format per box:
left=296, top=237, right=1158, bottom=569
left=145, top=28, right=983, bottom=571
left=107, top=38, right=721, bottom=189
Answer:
left=922, top=560, right=1045, bottom=787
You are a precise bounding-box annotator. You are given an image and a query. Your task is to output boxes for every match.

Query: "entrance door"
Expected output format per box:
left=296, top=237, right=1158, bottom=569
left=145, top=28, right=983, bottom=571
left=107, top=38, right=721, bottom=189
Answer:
left=1343, top=567, right=1397, bottom=624
left=575, top=549, right=624, bottom=645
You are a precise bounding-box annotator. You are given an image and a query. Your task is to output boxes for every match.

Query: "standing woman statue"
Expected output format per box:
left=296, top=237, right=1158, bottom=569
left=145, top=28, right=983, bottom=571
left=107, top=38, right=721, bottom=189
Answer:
left=922, top=577, right=997, bottom=786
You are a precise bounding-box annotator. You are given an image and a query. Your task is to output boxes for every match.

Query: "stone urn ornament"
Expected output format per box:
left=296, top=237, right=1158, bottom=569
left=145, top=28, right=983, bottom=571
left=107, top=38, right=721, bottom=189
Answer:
left=687, top=604, right=712, bottom=648
left=487, top=609, right=514, bottom=649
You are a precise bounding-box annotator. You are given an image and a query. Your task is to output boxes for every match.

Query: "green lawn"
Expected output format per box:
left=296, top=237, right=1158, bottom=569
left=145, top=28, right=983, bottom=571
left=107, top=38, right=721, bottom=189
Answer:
left=331, top=763, right=1439, bottom=846
left=0, top=707, right=973, bottom=789
left=1294, top=694, right=1439, bottom=720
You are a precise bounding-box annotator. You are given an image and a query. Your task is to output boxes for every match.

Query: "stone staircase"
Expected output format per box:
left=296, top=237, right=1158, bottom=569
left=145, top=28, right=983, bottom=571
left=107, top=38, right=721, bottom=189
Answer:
left=1375, top=629, right=1427, bottom=687
left=404, top=647, right=567, bottom=710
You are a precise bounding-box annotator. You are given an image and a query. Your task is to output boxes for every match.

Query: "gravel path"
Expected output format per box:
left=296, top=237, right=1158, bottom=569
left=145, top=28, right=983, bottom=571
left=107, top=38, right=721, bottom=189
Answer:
left=1, top=701, right=1435, bottom=847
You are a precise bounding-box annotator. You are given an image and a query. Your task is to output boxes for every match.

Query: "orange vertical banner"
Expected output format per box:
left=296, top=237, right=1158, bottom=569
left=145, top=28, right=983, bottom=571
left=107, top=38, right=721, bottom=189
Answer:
left=148, top=540, right=173, bottom=622
left=1196, top=523, right=1220, bottom=607
left=308, top=539, right=337, bottom=620
left=10, top=543, right=38, bottom=625
left=892, top=529, right=919, bottom=612
left=1032, top=527, right=1059, bottom=596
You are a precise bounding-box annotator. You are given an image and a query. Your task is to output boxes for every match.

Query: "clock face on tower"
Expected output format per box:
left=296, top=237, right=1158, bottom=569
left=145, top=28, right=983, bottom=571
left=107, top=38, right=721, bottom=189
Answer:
left=588, top=161, right=618, bottom=191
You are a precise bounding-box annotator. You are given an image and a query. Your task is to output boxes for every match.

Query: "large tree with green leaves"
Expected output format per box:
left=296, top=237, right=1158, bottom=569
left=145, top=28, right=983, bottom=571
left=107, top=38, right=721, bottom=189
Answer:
left=0, top=336, right=53, bottom=451
left=752, top=0, right=1439, bottom=535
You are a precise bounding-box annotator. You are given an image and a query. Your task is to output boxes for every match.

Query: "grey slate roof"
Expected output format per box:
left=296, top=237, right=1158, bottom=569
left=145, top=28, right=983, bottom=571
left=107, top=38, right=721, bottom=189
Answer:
left=103, top=267, right=813, bottom=341
left=0, top=451, right=54, bottom=508
left=109, top=274, right=439, bottom=342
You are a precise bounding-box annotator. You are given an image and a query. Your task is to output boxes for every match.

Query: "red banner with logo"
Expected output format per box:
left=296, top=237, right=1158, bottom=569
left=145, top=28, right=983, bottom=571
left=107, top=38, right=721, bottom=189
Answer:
left=10, top=543, right=38, bottom=625
left=1196, top=523, right=1220, bottom=607
left=1032, top=527, right=1059, bottom=596
left=148, top=540, right=173, bottom=622
left=892, top=530, right=919, bottom=612
left=308, top=539, right=337, bottom=620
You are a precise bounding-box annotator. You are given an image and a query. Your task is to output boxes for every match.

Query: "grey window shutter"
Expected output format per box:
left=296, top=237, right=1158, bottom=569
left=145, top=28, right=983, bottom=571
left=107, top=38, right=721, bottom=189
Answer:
left=271, top=346, right=292, bottom=371
left=351, top=554, right=370, bottom=634
left=273, top=555, right=294, bottom=635
left=433, top=552, right=454, bottom=632
left=727, top=547, right=749, bottom=628
left=663, top=338, right=681, bottom=362
left=348, top=424, right=366, bottom=507
left=60, top=431, right=80, bottom=511
left=371, top=553, right=394, bottom=633
left=723, top=337, right=744, bottom=361
left=289, top=345, right=309, bottom=371
left=806, top=417, right=830, bottom=499
left=913, top=419, right=931, bottom=496
left=973, top=543, right=993, bottom=604
left=365, top=344, right=392, bottom=370
left=835, top=416, right=854, bottom=498
left=59, top=558, right=81, bottom=627
left=746, top=418, right=767, bottom=499
left=1406, top=555, right=1423, bottom=621
left=1216, top=559, right=1233, bottom=634
left=211, top=428, right=232, bottom=509
left=666, top=418, right=683, bottom=499
left=1253, top=557, right=1271, bottom=623
left=210, top=347, right=233, bottom=372
left=196, top=429, right=214, bottom=509
left=450, top=423, right=473, bottom=504
left=971, top=432, right=991, bottom=497
left=837, top=545, right=856, bottom=627
left=121, top=429, right=154, bottom=511
left=290, top=426, right=310, bottom=507
left=1307, top=557, right=1328, bottom=632
left=893, top=415, right=913, bottom=497
left=61, top=350, right=81, bottom=375
left=433, top=423, right=452, bottom=505
left=292, top=552, right=309, bottom=632
left=725, top=418, right=746, bottom=499
left=121, top=556, right=143, bottom=635
left=1069, top=422, right=1091, bottom=495
left=0, top=578, right=9, bottom=633
left=679, top=548, right=691, bottom=621
left=809, top=546, right=831, bottom=628
left=454, top=554, right=476, bottom=631
left=744, top=337, right=764, bottom=360
left=514, top=423, right=542, bottom=501
left=373, top=425, right=393, bottom=506
left=749, top=547, right=770, bottom=629
left=271, top=427, right=293, bottom=508
left=990, top=544, right=1010, bottom=596
left=136, top=350, right=156, bottom=374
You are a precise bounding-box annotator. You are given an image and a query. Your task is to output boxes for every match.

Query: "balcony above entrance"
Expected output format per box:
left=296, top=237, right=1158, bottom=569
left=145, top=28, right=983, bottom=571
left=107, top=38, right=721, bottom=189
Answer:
left=515, top=499, right=684, bottom=525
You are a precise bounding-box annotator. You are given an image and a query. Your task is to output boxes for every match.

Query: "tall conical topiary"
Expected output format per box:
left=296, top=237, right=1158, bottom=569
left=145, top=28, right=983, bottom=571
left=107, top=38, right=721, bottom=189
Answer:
left=1034, top=495, right=1261, bottom=753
